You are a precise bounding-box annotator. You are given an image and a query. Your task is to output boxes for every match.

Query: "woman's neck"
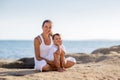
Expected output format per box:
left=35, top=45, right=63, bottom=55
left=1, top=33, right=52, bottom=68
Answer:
left=41, top=33, right=51, bottom=45
left=42, top=33, right=49, bottom=39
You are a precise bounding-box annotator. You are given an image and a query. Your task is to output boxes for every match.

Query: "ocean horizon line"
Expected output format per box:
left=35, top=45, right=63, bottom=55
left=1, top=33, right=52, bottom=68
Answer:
left=0, top=39, right=120, bottom=41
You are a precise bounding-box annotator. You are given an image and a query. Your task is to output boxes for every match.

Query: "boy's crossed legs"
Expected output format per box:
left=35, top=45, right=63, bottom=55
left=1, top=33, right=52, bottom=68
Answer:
left=54, top=51, right=65, bottom=72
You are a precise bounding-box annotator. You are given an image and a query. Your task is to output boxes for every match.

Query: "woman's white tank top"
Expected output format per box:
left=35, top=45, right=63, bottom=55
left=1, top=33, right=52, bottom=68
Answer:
left=38, top=34, right=53, bottom=58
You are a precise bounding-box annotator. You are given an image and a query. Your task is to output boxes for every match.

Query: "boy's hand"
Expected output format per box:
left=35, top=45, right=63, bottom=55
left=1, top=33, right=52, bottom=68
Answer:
left=56, top=42, right=60, bottom=46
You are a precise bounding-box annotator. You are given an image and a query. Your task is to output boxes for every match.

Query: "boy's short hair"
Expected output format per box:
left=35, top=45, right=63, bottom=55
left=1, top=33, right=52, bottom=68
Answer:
left=52, top=33, right=61, bottom=40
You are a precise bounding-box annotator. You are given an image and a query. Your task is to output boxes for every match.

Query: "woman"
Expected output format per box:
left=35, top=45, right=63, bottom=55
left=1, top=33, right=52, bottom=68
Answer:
left=34, top=20, right=76, bottom=72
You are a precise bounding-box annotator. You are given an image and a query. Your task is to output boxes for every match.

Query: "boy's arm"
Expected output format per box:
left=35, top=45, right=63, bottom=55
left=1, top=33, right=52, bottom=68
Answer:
left=61, top=45, right=66, bottom=54
left=54, top=45, right=61, bottom=55
left=61, top=49, right=65, bottom=54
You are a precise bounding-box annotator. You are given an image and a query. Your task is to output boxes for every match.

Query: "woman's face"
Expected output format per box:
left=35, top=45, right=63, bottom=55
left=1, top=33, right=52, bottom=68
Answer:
left=42, top=22, right=52, bottom=35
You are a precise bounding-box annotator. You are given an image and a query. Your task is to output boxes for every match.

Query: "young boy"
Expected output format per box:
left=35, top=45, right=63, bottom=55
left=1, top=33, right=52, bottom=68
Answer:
left=46, top=33, right=66, bottom=72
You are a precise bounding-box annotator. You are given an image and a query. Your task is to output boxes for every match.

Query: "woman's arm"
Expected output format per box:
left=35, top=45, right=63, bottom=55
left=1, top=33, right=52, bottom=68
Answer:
left=34, top=37, right=42, bottom=60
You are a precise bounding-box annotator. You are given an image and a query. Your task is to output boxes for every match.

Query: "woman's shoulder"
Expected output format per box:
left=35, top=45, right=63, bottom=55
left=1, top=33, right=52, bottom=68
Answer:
left=34, top=35, right=42, bottom=44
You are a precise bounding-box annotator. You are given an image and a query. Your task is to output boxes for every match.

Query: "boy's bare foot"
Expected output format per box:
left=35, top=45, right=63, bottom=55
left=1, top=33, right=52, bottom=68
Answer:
left=62, top=68, right=66, bottom=71
left=57, top=68, right=64, bottom=72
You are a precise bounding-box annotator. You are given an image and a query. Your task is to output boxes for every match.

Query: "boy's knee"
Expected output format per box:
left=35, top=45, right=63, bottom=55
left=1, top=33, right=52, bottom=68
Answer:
left=61, top=52, right=65, bottom=57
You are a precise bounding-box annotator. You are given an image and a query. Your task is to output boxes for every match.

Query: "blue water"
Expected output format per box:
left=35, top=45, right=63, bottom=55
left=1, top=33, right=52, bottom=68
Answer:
left=0, top=40, right=120, bottom=59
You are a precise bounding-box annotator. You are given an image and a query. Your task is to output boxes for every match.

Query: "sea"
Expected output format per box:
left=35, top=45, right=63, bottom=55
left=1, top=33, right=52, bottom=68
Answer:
left=0, top=40, right=120, bottom=59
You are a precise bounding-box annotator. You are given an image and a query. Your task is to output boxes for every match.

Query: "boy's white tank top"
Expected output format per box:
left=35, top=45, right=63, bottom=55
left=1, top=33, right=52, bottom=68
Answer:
left=38, top=34, right=53, bottom=58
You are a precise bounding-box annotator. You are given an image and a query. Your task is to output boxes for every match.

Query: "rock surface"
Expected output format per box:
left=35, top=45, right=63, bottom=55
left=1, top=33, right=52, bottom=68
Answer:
left=91, top=45, right=120, bottom=54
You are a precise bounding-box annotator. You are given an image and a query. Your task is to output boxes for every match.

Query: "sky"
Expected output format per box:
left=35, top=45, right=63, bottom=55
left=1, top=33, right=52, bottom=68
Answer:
left=0, top=0, right=120, bottom=40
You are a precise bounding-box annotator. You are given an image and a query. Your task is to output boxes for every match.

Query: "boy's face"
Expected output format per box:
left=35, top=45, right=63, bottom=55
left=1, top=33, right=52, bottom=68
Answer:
left=53, top=35, right=62, bottom=46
